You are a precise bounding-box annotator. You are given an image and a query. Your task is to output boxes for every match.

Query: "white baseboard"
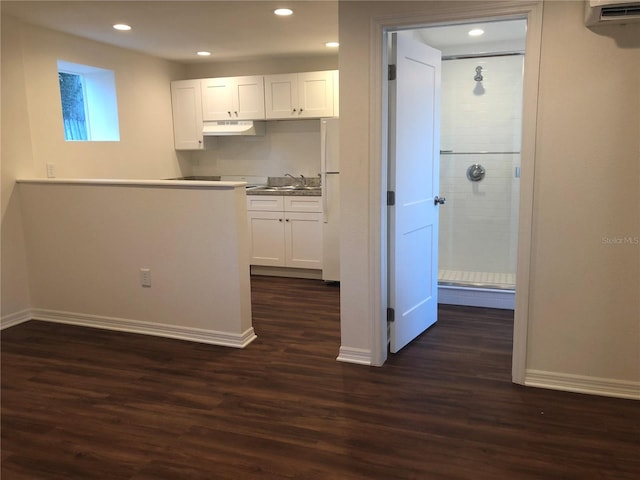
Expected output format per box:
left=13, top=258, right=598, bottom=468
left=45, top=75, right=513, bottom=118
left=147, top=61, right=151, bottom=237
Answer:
left=1, top=309, right=32, bottom=330
left=438, top=285, right=515, bottom=310
left=336, top=346, right=373, bottom=365
left=525, top=369, right=640, bottom=400
left=27, top=308, right=257, bottom=349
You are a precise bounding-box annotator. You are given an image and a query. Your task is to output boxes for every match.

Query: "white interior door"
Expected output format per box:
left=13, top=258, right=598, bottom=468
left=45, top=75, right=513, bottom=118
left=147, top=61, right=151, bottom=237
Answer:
left=388, top=31, right=442, bottom=353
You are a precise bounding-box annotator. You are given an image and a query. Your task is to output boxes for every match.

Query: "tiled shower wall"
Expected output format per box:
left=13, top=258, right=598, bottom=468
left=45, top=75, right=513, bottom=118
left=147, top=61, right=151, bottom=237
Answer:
left=438, top=55, right=523, bottom=286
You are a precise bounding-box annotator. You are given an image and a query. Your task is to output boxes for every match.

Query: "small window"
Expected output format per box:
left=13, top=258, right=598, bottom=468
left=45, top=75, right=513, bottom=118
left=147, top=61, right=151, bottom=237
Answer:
left=57, top=61, right=120, bottom=142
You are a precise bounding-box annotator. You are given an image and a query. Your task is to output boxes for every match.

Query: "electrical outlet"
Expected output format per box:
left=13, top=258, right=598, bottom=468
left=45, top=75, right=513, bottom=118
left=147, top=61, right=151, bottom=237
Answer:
left=140, top=268, right=151, bottom=288
left=46, top=163, right=56, bottom=178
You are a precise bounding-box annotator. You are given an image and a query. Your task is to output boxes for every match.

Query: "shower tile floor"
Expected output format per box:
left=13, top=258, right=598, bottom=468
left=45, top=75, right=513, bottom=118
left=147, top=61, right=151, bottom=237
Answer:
left=438, top=269, right=516, bottom=290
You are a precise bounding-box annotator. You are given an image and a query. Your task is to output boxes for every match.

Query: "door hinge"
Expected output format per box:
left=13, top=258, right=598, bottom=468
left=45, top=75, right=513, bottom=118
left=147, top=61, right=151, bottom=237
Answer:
left=388, top=64, right=397, bottom=81
left=387, top=191, right=395, bottom=206
left=387, top=307, right=395, bottom=323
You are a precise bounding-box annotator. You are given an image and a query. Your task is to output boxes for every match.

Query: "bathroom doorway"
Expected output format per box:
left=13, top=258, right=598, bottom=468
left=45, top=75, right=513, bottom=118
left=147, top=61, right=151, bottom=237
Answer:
left=367, top=0, right=543, bottom=376
left=381, top=9, right=540, bottom=368
left=414, top=19, right=527, bottom=310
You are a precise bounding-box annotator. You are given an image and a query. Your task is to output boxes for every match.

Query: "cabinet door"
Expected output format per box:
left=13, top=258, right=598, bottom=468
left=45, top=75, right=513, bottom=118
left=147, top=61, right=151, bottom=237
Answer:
left=247, top=195, right=285, bottom=212
left=234, top=76, right=265, bottom=119
left=298, top=71, right=334, bottom=118
left=201, top=78, right=234, bottom=120
left=284, top=196, right=322, bottom=213
left=247, top=211, right=285, bottom=266
left=285, top=212, right=323, bottom=269
left=264, top=73, right=298, bottom=119
left=170, top=80, right=204, bottom=150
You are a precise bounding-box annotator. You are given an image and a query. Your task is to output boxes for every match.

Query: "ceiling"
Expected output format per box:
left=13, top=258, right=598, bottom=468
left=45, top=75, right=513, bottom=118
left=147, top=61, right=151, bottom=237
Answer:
left=1, top=1, right=340, bottom=63
left=2, top=1, right=527, bottom=64
left=417, top=19, right=527, bottom=56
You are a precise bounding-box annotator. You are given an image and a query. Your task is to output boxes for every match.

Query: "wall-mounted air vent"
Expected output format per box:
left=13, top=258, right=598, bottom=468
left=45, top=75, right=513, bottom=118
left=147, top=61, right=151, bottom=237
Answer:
left=601, top=4, right=640, bottom=16
left=585, top=0, right=640, bottom=26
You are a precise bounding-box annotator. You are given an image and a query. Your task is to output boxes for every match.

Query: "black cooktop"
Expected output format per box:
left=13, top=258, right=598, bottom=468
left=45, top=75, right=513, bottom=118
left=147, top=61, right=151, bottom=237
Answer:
left=167, top=176, right=221, bottom=181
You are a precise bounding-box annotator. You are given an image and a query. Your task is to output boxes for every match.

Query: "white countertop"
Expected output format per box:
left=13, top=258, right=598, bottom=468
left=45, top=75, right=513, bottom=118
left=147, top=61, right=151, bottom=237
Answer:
left=16, top=178, right=247, bottom=189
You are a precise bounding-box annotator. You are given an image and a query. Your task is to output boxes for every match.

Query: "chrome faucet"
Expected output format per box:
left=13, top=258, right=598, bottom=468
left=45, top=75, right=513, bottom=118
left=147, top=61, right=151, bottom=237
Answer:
left=285, top=173, right=306, bottom=186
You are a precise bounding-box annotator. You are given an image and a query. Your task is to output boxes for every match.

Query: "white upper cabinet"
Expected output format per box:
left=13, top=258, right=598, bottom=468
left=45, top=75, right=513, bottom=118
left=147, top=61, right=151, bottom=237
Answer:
left=264, top=71, right=335, bottom=119
left=170, top=71, right=338, bottom=150
left=170, top=79, right=204, bottom=150
left=263, top=74, right=297, bottom=119
left=201, top=75, right=265, bottom=120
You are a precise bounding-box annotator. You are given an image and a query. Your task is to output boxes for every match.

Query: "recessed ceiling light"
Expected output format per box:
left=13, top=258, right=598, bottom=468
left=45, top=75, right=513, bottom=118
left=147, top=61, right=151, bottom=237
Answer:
left=197, top=51, right=212, bottom=56
left=325, top=42, right=339, bottom=48
left=468, top=28, right=485, bottom=37
left=274, top=8, right=293, bottom=16
left=113, top=24, right=132, bottom=31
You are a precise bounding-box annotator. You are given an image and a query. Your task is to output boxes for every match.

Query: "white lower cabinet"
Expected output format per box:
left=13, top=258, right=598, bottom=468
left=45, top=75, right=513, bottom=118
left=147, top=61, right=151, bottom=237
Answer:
left=246, top=210, right=286, bottom=266
left=247, top=195, right=322, bottom=269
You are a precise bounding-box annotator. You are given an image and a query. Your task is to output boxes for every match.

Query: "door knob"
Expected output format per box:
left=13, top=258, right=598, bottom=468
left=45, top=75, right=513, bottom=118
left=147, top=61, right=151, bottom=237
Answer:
left=434, top=195, right=446, bottom=206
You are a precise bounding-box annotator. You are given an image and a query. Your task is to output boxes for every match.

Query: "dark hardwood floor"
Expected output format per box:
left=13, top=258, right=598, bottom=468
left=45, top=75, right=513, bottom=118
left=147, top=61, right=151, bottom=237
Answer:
left=2, top=276, right=638, bottom=479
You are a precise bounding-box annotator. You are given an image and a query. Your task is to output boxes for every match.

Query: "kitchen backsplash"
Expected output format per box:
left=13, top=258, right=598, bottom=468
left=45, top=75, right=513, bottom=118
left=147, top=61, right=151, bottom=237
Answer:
left=189, top=119, right=322, bottom=178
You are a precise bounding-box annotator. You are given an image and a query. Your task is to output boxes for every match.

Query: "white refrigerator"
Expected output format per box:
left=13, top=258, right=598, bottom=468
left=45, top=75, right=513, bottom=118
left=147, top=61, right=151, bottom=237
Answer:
left=321, top=118, right=340, bottom=282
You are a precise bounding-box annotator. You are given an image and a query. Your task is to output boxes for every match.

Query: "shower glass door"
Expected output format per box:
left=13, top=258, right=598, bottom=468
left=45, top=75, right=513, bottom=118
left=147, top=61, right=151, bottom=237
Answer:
left=438, top=54, right=524, bottom=290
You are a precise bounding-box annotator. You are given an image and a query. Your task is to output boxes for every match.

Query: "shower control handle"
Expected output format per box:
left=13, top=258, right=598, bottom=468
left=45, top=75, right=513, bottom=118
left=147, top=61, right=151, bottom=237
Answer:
left=434, top=195, right=446, bottom=206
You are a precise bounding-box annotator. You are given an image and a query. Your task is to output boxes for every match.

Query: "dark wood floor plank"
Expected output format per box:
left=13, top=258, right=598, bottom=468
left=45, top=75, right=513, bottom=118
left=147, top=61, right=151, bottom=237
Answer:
left=2, top=276, right=639, bottom=479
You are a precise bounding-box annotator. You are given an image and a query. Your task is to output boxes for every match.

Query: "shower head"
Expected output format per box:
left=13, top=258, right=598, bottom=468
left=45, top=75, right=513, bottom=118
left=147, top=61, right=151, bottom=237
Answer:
left=474, top=66, right=483, bottom=82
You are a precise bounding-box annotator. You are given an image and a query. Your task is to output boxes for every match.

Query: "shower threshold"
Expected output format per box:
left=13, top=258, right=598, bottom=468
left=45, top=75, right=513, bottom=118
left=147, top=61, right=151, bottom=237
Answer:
left=438, top=280, right=514, bottom=291
left=438, top=269, right=515, bottom=290
left=438, top=270, right=516, bottom=309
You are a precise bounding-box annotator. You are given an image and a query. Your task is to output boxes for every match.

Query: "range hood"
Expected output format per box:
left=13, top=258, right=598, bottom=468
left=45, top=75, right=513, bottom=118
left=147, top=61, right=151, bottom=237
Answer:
left=202, top=120, right=265, bottom=136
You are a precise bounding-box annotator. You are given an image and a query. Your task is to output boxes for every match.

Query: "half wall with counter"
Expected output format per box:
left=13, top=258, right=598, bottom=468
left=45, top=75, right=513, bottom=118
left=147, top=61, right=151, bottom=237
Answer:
left=14, top=178, right=255, bottom=347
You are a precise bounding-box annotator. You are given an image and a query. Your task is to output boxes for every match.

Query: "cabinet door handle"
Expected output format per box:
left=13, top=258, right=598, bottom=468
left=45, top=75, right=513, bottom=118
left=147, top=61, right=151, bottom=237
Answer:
left=286, top=218, right=290, bottom=222
left=279, top=218, right=283, bottom=222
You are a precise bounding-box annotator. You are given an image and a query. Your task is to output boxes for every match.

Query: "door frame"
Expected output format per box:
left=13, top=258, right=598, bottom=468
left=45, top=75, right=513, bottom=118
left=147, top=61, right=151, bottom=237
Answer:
left=369, top=1, right=544, bottom=384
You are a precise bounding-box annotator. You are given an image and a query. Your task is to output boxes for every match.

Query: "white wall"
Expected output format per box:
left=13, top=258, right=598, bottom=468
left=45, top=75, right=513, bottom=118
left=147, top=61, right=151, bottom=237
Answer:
left=185, top=56, right=338, bottom=79
left=3, top=17, right=188, bottom=180
left=0, top=16, right=188, bottom=322
left=439, top=56, right=523, bottom=278
left=526, top=2, right=639, bottom=386
left=17, top=181, right=254, bottom=347
left=336, top=3, right=375, bottom=365
left=338, top=1, right=639, bottom=395
left=1, top=16, right=34, bottom=321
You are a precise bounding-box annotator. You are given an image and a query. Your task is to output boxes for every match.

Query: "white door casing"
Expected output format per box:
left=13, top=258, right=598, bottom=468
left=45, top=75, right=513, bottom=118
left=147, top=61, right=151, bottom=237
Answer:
left=365, top=2, right=542, bottom=375
left=388, top=32, right=442, bottom=353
